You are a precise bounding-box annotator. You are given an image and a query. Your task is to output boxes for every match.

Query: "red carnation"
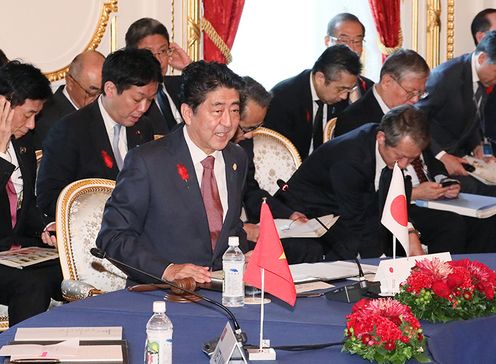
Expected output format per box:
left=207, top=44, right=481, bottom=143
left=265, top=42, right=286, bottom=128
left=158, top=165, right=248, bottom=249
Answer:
left=101, top=150, right=113, bottom=169
left=447, top=272, right=464, bottom=290
left=432, top=280, right=451, bottom=299
left=384, top=341, right=396, bottom=351
left=463, top=290, right=473, bottom=301
left=418, top=333, right=424, bottom=342
left=400, top=336, right=410, bottom=344
left=176, top=163, right=189, bottom=182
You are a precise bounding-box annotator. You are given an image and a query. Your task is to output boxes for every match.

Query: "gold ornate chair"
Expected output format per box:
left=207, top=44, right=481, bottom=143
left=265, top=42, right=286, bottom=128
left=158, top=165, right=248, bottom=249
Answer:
left=252, top=127, right=302, bottom=195
left=56, top=178, right=126, bottom=301
left=324, top=117, right=337, bottom=142
left=0, top=308, right=8, bottom=332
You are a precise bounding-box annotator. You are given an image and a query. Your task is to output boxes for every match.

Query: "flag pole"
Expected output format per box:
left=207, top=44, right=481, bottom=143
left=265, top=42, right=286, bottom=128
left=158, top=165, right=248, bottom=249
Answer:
left=259, top=267, right=265, bottom=351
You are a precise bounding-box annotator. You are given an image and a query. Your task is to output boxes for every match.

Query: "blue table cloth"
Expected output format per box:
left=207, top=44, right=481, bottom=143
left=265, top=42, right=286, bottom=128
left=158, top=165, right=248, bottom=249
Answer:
left=1, top=254, right=496, bottom=363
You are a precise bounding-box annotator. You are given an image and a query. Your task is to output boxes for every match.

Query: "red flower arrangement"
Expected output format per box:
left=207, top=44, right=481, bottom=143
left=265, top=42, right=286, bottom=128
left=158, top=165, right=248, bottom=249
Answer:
left=176, top=163, right=189, bottom=182
left=343, top=298, right=428, bottom=363
left=397, top=258, right=496, bottom=322
left=101, top=150, right=113, bottom=169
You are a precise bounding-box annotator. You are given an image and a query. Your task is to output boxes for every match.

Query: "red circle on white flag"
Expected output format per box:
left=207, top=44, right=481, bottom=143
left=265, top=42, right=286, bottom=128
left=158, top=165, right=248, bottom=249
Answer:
left=390, top=195, right=408, bottom=226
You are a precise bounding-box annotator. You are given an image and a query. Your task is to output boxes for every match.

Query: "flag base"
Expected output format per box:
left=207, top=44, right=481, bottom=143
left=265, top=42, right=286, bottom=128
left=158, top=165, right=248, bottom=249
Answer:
left=244, top=296, right=271, bottom=305
left=247, top=347, right=276, bottom=360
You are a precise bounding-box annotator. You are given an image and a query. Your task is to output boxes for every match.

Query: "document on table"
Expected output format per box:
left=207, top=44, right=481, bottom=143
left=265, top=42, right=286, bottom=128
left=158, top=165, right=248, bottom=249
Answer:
left=14, top=326, right=123, bottom=341
left=275, top=214, right=339, bottom=239
left=290, top=260, right=378, bottom=283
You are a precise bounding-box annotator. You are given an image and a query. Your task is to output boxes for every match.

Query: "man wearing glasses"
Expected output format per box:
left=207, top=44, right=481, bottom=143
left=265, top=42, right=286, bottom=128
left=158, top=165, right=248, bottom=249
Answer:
left=264, top=45, right=361, bottom=160
left=325, top=13, right=374, bottom=103
left=33, top=50, right=105, bottom=149
left=126, top=18, right=192, bottom=136
left=234, top=77, right=323, bottom=263
left=37, top=49, right=159, bottom=231
left=334, top=49, right=496, bottom=255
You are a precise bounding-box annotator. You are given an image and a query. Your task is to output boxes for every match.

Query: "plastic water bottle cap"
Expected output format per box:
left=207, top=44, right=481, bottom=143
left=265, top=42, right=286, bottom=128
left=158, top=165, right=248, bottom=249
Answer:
left=228, top=236, right=239, bottom=247
left=153, top=300, right=166, bottom=313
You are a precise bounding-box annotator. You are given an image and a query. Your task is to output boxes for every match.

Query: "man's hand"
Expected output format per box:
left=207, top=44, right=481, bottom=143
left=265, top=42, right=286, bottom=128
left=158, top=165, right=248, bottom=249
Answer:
left=473, top=144, right=496, bottom=163
left=244, top=250, right=253, bottom=263
left=243, top=223, right=259, bottom=242
left=443, top=183, right=460, bottom=199
left=162, top=264, right=211, bottom=283
left=289, top=211, right=308, bottom=222
left=440, top=153, right=468, bottom=176
left=411, top=182, right=449, bottom=200
left=0, top=96, right=14, bottom=153
left=408, top=232, right=425, bottom=256
left=168, top=42, right=192, bottom=71
left=41, top=222, right=57, bottom=248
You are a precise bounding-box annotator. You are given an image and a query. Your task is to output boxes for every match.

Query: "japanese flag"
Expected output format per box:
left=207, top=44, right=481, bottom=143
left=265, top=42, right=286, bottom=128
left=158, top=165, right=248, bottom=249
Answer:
left=381, top=162, right=409, bottom=256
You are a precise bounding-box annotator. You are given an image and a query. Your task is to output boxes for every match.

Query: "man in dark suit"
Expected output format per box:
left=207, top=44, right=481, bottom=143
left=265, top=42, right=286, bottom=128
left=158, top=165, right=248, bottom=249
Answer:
left=416, top=31, right=496, bottom=196
left=276, top=105, right=429, bottom=259
left=97, top=61, right=248, bottom=284
left=126, top=18, right=192, bottom=136
left=264, top=45, right=361, bottom=160
left=336, top=49, right=430, bottom=137
left=33, top=50, right=105, bottom=149
left=471, top=9, right=496, bottom=154
left=334, top=49, right=495, bottom=253
left=235, top=76, right=323, bottom=263
left=324, top=13, right=374, bottom=103
left=37, top=49, right=160, bottom=228
left=0, top=61, right=63, bottom=326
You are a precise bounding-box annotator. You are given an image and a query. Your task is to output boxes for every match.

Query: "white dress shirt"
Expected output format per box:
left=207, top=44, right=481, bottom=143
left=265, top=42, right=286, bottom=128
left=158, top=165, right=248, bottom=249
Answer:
left=183, top=127, right=228, bottom=219
left=98, top=96, right=127, bottom=162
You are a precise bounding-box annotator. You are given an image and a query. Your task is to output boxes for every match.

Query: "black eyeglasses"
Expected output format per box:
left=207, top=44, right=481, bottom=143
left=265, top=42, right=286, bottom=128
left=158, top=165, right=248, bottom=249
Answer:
left=67, top=74, right=102, bottom=98
left=238, top=122, right=263, bottom=134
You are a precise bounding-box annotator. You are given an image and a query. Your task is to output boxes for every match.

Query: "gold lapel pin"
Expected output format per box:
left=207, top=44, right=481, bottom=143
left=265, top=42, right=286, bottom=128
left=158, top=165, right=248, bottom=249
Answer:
left=233, top=163, right=237, bottom=171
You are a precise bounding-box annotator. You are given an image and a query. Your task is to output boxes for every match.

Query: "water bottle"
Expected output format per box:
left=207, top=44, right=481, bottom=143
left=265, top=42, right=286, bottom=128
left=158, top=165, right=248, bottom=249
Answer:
left=144, top=300, right=173, bottom=364
left=222, top=236, right=245, bottom=307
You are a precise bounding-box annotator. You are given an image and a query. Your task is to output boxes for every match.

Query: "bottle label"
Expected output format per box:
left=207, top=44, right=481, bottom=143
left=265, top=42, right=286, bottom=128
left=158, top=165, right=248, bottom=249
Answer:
left=145, top=334, right=172, bottom=364
left=223, top=261, right=244, bottom=297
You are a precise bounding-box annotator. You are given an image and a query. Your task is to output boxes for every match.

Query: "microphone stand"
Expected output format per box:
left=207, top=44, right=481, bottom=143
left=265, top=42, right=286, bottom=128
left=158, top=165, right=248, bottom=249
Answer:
left=90, top=248, right=247, bottom=345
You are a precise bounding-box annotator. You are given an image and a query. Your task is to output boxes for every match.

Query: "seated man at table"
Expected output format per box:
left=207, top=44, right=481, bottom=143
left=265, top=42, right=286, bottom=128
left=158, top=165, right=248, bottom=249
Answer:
left=333, top=49, right=496, bottom=254
left=276, top=105, right=428, bottom=259
left=36, top=48, right=159, bottom=226
left=97, top=61, right=248, bottom=284
left=236, top=76, right=324, bottom=263
left=0, top=62, right=63, bottom=326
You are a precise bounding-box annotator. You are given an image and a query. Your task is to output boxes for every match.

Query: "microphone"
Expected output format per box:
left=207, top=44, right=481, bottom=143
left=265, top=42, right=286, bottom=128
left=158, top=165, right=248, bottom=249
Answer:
left=275, top=181, right=379, bottom=300
left=90, top=248, right=247, bottom=345
left=276, top=179, right=329, bottom=232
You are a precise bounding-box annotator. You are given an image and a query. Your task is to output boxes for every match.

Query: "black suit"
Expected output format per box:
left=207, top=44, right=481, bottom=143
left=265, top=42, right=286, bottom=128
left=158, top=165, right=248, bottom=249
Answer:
left=239, top=139, right=323, bottom=264
left=334, top=90, right=496, bottom=253
left=264, top=70, right=348, bottom=160
left=275, top=124, right=400, bottom=258
left=145, top=75, right=182, bottom=135
left=0, top=134, right=62, bottom=326
left=36, top=100, right=154, bottom=221
left=33, top=85, right=76, bottom=150
left=335, top=87, right=382, bottom=137
left=97, top=126, right=248, bottom=282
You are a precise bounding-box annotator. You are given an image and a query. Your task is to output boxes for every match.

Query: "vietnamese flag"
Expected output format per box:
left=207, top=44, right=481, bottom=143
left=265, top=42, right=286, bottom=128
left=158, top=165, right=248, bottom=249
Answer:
left=380, top=162, right=410, bottom=256
left=243, top=202, right=296, bottom=306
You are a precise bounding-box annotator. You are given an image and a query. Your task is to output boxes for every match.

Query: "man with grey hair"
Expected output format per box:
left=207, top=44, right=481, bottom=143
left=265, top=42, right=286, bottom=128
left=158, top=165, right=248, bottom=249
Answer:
left=276, top=105, right=429, bottom=259
left=264, top=45, right=361, bottom=160
left=325, top=13, right=374, bottom=102
left=33, top=50, right=105, bottom=149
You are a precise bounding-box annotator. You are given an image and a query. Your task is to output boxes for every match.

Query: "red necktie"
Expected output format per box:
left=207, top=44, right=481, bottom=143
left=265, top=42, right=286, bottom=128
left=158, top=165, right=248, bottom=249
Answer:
left=200, top=156, right=223, bottom=250
left=6, top=178, right=17, bottom=228
left=411, top=157, right=428, bottom=183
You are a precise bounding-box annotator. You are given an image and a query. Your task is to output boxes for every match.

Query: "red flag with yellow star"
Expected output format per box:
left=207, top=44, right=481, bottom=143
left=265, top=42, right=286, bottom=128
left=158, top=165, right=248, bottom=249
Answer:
left=243, top=202, right=296, bottom=306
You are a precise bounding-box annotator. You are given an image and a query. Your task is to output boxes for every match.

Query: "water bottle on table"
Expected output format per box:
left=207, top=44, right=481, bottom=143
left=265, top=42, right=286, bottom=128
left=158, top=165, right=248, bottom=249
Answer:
left=222, top=236, right=245, bottom=307
left=144, top=300, right=173, bottom=364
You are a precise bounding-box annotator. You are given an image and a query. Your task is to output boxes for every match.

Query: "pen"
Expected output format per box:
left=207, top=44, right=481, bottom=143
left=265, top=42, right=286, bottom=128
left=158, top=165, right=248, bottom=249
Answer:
left=10, top=359, right=61, bottom=363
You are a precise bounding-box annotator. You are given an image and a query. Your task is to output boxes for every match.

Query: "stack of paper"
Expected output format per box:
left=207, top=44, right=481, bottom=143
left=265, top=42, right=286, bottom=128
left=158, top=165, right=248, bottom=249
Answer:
left=275, top=214, right=339, bottom=239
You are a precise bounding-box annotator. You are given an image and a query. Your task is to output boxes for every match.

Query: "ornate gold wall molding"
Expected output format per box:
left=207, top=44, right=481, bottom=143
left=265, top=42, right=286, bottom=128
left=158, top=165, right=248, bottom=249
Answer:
left=411, top=0, right=419, bottom=51
left=45, top=0, right=118, bottom=82
left=426, top=0, right=441, bottom=68
left=186, top=0, right=201, bottom=61
left=446, top=0, right=455, bottom=60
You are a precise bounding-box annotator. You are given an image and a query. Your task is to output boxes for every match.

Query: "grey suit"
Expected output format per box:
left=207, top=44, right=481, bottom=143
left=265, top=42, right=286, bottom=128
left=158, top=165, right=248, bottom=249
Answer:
left=96, top=125, right=248, bottom=282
